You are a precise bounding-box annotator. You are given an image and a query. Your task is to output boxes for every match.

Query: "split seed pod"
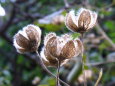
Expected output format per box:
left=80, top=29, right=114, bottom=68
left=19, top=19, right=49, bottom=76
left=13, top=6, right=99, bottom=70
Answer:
left=65, top=8, right=98, bottom=33
left=13, top=24, right=41, bottom=53
left=40, top=32, right=83, bottom=67
left=41, top=47, right=69, bottom=67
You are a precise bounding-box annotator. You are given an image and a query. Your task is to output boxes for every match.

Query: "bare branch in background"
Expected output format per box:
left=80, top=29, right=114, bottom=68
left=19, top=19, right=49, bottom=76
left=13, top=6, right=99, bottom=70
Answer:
left=96, top=23, right=115, bottom=49
left=0, top=3, right=16, bottom=34
left=86, top=60, right=115, bottom=66
left=63, top=0, right=70, bottom=8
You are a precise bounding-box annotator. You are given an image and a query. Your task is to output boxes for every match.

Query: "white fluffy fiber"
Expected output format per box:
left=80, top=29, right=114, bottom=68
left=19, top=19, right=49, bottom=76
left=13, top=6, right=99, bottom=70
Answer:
left=40, top=47, right=49, bottom=62
left=65, top=10, right=78, bottom=32
left=88, top=11, right=98, bottom=29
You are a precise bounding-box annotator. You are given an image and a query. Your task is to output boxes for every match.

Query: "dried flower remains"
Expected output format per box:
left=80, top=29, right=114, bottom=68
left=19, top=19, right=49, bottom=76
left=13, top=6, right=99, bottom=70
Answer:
left=13, top=24, right=41, bottom=53
left=40, top=32, right=83, bottom=67
left=65, top=8, right=98, bottom=33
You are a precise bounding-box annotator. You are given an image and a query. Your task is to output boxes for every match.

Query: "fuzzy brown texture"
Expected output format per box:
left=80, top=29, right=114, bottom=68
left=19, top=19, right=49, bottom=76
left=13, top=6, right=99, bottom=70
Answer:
left=44, top=48, right=65, bottom=67
left=15, top=26, right=40, bottom=53
left=43, top=33, right=84, bottom=67
left=78, top=10, right=91, bottom=33
left=45, top=37, right=58, bottom=57
left=66, top=10, right=92, bottom=33
left=59, top=40, right=76, bottom=59
left=66, top=13, right=78, bottom=32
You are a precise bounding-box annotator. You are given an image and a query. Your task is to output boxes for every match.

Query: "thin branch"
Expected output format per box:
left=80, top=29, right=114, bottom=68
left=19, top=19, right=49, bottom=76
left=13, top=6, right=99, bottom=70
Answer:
left=0, top=3, right=16, bottom=34
left=81, top=33, right=87, bottom=86
left=56, top=58, right=61, bottom=86
left=86, top=60, right=115, bottom=66
left=63, top=0, right=69, bottom=8
left=96, top=23, right=115, bottom=49
left=35, top=51, right=70, bottom=86
left=94, top=68, right=103, bottom=86
left=67, top=59, right=82, bottom=83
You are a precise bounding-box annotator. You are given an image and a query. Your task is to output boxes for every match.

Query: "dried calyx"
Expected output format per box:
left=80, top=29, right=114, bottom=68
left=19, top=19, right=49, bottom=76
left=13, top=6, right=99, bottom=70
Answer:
left=41, top=32, right=83, bottom=67
left=13, top=24, right=41, bottom=53
left=65, top=8, right=98, bottom=34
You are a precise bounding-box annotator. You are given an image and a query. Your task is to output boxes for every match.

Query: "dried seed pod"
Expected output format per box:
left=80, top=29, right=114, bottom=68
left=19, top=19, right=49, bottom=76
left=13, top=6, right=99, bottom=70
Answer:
left=65, top=8, right=98, bottom=33
left=40, top=47, right=69, bottom=67
left=40, top=32, right=83, bottom=67
left=13, top=24, right=41, bottom=53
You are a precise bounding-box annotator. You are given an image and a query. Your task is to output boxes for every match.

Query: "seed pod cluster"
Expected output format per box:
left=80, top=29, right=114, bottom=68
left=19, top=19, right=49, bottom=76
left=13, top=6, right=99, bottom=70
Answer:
left=13, top=8, right=98, bottom=67
left=40, top=32, right=83, bottom=67
left=13, top=24, right=41, bottom=53
left=65, top=8, right=98, bottom=33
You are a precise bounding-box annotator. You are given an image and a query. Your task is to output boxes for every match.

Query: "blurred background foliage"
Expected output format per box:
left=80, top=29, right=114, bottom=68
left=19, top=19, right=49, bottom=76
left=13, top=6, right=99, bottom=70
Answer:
left=0, top=0, right=115, bottom=86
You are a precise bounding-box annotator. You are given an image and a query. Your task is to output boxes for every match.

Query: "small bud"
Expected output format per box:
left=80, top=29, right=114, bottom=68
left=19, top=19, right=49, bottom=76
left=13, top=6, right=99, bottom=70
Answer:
left=13, top=24, right=41, bottom=53
left=65, top=8, right=98, bottom=33
left=40, top=32, right=83, bottom=67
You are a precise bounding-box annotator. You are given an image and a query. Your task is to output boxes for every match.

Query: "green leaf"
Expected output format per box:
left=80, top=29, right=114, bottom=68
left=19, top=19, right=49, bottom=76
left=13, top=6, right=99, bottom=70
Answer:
left=61, top=10, right=67, bottom=16
left=39, top=85, right=48, bottom=86
left=82, top=54, right=87, bottom=63
left=71, top=33, right=81, bottom=40
left=84, top=65, right=89, bottom=70
left=48, top=78, right=56, bottom=86
left=105, top=20, right=115, bottom=31
left=17, top=55, right=24, bottom=64
left=35, top=23, right=64, bottom=32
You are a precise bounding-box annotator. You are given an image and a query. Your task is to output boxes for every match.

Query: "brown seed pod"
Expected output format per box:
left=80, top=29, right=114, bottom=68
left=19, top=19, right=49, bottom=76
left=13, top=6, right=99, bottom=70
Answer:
left=40, top=47, right=69, bottom=67
left=65, top=8, right=98, bottom=33
left=40, top=33, right=83, bottom=67
left=13, top=24, right=41, bottom=53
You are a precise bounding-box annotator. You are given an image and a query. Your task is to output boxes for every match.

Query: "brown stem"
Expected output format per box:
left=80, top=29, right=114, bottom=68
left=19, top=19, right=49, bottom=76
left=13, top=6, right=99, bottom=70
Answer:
left=35, top=51, right=69, bottom=86
left=81, top=33, right=87, bottom=86
left=56, top=58, right=61, bottom=86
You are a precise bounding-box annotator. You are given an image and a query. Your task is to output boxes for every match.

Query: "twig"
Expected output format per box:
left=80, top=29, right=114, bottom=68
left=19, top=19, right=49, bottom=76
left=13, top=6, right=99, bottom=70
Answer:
left=81, top=33, right=87, bottom=86
left=63, top=0, right=69, bottom=8
left=96, top=23, right=115, bottom=49
left=86, top=60, right=115, bottom=66
left=94, top=68, right=103, bottom=86
left=0, top=3, right=16, bottom=34
left=35, top=51, right=70, bottom=86
left=56, top=58, right=61, bottom=86
left=67, top=59, right=82, bottom=83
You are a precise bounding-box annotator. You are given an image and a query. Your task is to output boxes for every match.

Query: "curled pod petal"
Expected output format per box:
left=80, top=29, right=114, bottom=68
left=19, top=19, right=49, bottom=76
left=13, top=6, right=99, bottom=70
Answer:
left=65, top=10, right=79, bottom=32
left=59, top=40, right=77, bottom=59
